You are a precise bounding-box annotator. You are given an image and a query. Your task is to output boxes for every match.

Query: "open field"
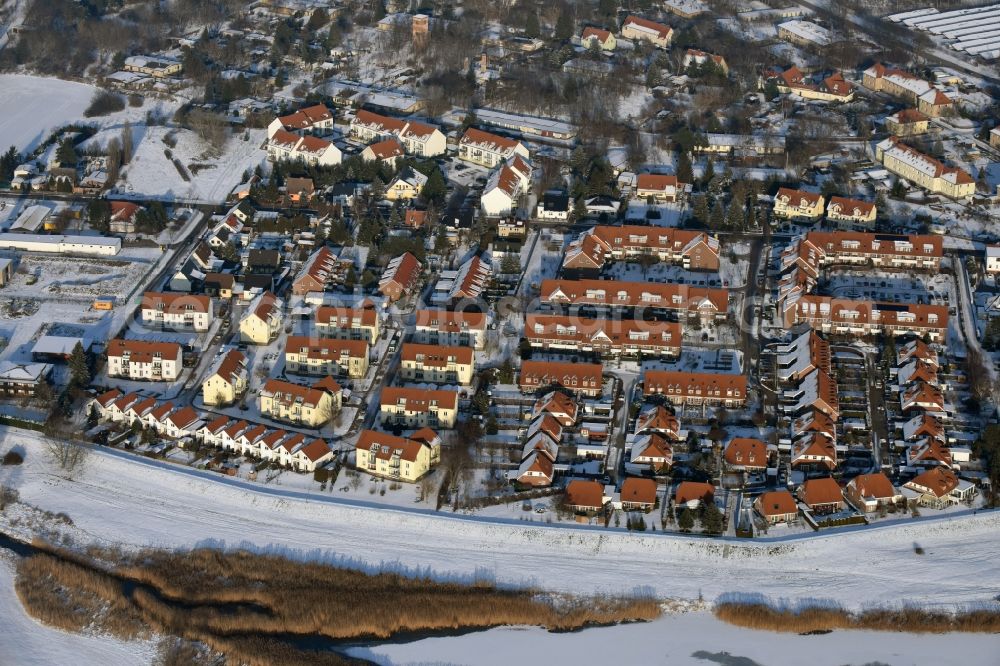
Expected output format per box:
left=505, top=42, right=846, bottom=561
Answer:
left=0, top=75, right=96, bottom=153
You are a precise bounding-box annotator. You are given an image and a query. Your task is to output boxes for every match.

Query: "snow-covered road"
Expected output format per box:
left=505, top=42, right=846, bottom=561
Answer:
left=1, top=427, right=998, bottom=612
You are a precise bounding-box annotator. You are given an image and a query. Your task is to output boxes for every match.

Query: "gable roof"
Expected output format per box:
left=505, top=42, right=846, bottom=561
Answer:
left=755, top=490, right=798, bottom=517
left=621, top=477, right=657, bottom=505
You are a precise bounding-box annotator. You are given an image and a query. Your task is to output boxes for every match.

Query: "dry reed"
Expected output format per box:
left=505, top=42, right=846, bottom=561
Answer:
left=714, top=602, right=1000, bottom=634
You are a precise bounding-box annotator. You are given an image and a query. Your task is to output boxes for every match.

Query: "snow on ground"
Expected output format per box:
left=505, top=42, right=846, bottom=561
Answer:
left=0, top=75, right=96, bottom=154
left=347, top=609, right=1000, bottom=666
left=0, top=552, right=155, bottom=666
left=117, top=127, right=266, bottom=202
left=2, top=428, right=999, bottom=614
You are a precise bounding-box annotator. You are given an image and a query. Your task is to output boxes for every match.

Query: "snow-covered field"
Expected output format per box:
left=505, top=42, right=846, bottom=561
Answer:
left=348, top=610, right=1000, bottom=666
left=1, top=428, right=998, bottom=613
left=0, top=75, right=96, bottom=153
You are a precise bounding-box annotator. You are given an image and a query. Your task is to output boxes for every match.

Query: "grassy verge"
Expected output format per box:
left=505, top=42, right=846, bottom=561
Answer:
left=714, top=601, right=1000, bottom=634
left=14, top=544, right=660, bottom=666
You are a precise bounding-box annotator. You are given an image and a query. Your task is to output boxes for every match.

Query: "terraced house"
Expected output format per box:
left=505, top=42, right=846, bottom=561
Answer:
left=140, top=292, right=213, bottom=331
left=643, top=370, right=747, bottom=408
left=314, top=304, right=381, bottom=343
left=413, top=309, right=487, bottom=349
left=379, top=387, right=459, bottom=428
left=284, top=336, right=369, bottom=378
left=784, top=295, right=948, bottom=342
left=562, top=225, right=720, bottom=272
left=519, top=360, right=604, bottom=397
left=458, top=127, right=529, bottom=168
left=524, top=314, right=681, bottom=358
left=399, top=343, right=475, bottom=385
left=107, top=339, right=183, bottom=381
left=540, top=279, right=729, bottom=319
left=355, top=429, right=441, bottom=482
left=258, top=378, right=338, bottom=428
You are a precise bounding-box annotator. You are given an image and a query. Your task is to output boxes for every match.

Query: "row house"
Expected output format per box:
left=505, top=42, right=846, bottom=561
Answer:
left=532, top=391, right=580, bottom=428
left=140, top=292, right=213, bottom=332
left=642, top=370, right=747, bottom=408
left=862, top=64, right=955, bottom=117
left=201, top=349, right=248, bottom=406
left=519, top=360, right=603, bottom=398
left=259, top=377, right=341, bottom=428
left=901, top=413, right=945, bottom=447
left=458, top=127, right=529, bottom=168
left=621, top=15, right=672, bottom=47
left=379, top=252, right=422, bottom=302
left=540, top=278, right=729, bottom=319
left=355, top=429, right=441, bottom=482
left=875, top=136, right=975, bottom=199
left=629, top=432, right=673, bottom=471
left=783, top=366, right=840, bottom=422
left=784, top=295, right=948, bottom=342
left=443, top=255, right=492, bottom=301
left=91, top=389, right=202, bottom=439
left=267, top=129, right=342, bottom=166
left=349, top=109, right=446, bottom=156
left=906, top=440, right=953, bottom=469
left=239, top=291, right=283, bottom=345
left=562, top=225, right=720, bottom=272
left=198, top=416, right=334, bottom=472
left=379, top=387, right=459, bottom=428
left=284, top=336, right=369, bottom=378
left=634, top=173, right=685, bottom=202
left=481, top=155, right=532, bottom=217
left=399, top=343, right=475, bottom=385
left=315, top=303, right=381, bottom=343
left=791, top=432, right=838, bottom=471
left=775, top=329, right=832, bottom=383
left=414, top=309, right=487, bottom=349
left=106, top=339, right=183, bottom=381
left=524, top=313, right=681, bottom=358
left=635, top=405, right=680, bottom=440
left=291, top=246, right=352, bottom=295
left=266, top=104, right=334, bottom=138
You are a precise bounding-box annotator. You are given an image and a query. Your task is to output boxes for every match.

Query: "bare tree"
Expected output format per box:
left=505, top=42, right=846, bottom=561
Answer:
left=121, top=122, right=135, bottom=165
left=185, top=110, right=230, bottom=156
left=44, top=420, right=89, bottom=478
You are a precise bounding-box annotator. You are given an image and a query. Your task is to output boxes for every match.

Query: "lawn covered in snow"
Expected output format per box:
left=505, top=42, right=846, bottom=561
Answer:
left=0, top=75, right=96, bottom=154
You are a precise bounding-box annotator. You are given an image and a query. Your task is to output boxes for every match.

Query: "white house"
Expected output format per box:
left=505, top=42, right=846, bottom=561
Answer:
left=267, top=129, right=342, bottom=166
left=986, top=245, right=1000, bottom=274
left=349, top=109, right=446, bottom=157
left=106, top=339, right=183, bottom=381
left=481, top=155, right=532, bottom=217
left=458, top=128, right=530, bottom=168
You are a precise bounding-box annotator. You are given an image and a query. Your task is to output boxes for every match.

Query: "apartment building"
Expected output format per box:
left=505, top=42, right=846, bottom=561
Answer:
left=284, top=336, right=369, bottom=378
left=140, top=292, right=213, bottom=332
left=413, top=309, right=487, bottom=349
left=782, top=231, right=943, bottom=274
left=201, top=349, right=248, bottom=406
left=259, top=378, right=337, bottom=428
left=106, top=339, right=183, bottom=381
left=379, top=387, right=459, bottom=428
left=399, top=343, right=475, bottom=385
left=266, top=129, right=342, bottom=166
left=540, top=278, right=729, bottom=318
left=563, top=225, right=720, bottom=272
left=642, top=370, right=747, bottom=407
left=458, top=128, right=529, bottom=168
left=621, top=15, right=672, bottom=47
left=355, top=429, right=440, bottom=482
left=773, top=188, right=824, bottom=221
left=875, top=136, right=975, bottom=199
left=524, top=313, right=681, bottom=357
left=863, top=64, right=954, bottom=117
left=481, top=154, right=532, bottom=217
left=315, top=304, right=381, bottom=343
left=519, top=360, right=603, bottom=397
left=266, top=104, right=334, bottom=138
left=349, top=109, right=447, bottom=156
left=885, top=109, right=930, bottom=136
left=634, top=173, right=684, bottom=202
left=784, top=295, right=948, bottom=341
left=0, top=361, right=51, bottom=397
left=239, top=291, right=283, bottom=345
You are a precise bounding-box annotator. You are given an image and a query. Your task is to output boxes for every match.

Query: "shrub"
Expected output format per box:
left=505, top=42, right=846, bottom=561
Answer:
left=2, top=450, right=23, bottom=465
left=128, top=94, right=143, bottom=107
left=84, top=90, right=126, bottom=118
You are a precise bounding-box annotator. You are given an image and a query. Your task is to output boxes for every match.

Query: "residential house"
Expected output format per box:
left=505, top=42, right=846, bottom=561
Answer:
left=291, top=246, right=351, bottom=296
left=266, top=104, right=334, bottom=138
left=289, top=438, right=334, bottom=472
left=0, top=361, right=51, bottom=397
left=202, top=349, right=248, bottom=406
left=773, top=188, right=824, bottom=221
left=315, top=303, right=381, bottom=343
left=267, top=129, right=342, bottom=166
left=635, top=174, right=685, bottom=202
left=536, top=190, right=570, bottom=221
left=414, top=309, right=487, bottom=349
left=845, top=472, right=902, bottom=512
left=875, top=136, right=975, bottom=198
left=723, top=438, right=769, bottom=472
left=885, top=109, right=930, bottom=136
left=826, top=196, right=876, bottom=229
left=519, top=360, right=603, bottom=397
left=399, top=343, right=475, bottom=385
left=629, top=433, right=673, bottom=471
left=386, top=167, right=427, bottom=200
left=675, top=481, right=714, bottom=510
left=540, top=279, right=729, bottom=319
left=635, top=405, right=680, bottom=439
left=239, top=291, right=283, bottom=344
left=621, top=15, right=672, bottom=47
left=360, top=138, right=405, bottom=167
left=355, top=429, right=439, bottom=481
left=754, top=490, right=799, bottom=524
left=565, top=479, right=608, bottom=513
left=349, top=109, right=447, bottom=157
left=379, top=252, right=422, bottom=301
left=379, top=387, right=459, bottom=428
left=284, top=336, right=369, bottom=378
left=797, top=477, right=845, bottom=513
left=109, top=201, right=142, bottom=234
left=785, top=295, right=947, bottom=342
left=532, top=391, right=579, bottom=427
left=580, top=27, right=616, bottom=51
left=140, top=292, right=213, bottom=332
left=403, top=209, right=427, bottom=229
left=682, top=48, right=727, bottom=74
left=903, top=466, right=975, bottom=508
left=203, top=273, right=235, bottom=299
left=620, top=477, right=658, bottom=511
left=458, top=128, right=529, bottom=168
left=863, top=63, right=954, bottom=117
left=562, top=225, right=719, bottom=272
left=259, top=378, right=336, bottom=428
left=643, top=370, right=747, bottom=407
left=106, top=339, right=183, bottom=381
left=285, top=177, right=315, bottom=203
left=524, top=314, right=681, bottom=358
left=791, top=433, right=838, bottom=471
left=481, top=155, right=532, bottom=217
